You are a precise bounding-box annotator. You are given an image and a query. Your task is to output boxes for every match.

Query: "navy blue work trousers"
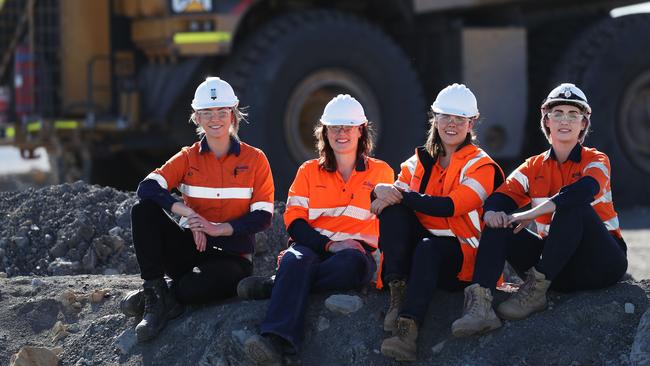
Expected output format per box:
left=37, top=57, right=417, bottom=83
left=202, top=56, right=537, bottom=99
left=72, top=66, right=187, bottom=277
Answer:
left=260, top=244, right=376, bottom=349
left=472, top=203, right=628, bottom=292
left=131, top=199, right=252, bottom=304
left=378, top=204, right=466, bottom=324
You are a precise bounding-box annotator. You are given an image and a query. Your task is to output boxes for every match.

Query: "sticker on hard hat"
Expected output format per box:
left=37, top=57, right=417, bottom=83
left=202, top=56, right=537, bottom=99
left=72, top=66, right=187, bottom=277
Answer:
left=564, top=90, right=572, bottom=98
left=210, top=88, right=217, bottom=100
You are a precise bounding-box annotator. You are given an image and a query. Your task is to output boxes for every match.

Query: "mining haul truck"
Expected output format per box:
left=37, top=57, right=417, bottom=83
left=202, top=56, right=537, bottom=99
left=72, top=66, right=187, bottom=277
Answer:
left=0, top=0, right=648, bottom=204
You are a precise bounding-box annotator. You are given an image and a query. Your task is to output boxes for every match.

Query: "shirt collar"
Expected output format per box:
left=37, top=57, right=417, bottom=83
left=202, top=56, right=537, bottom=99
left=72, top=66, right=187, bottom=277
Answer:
left=199, top=135, right=241, bottom=156
left=544, top=143, right=582, bottom=162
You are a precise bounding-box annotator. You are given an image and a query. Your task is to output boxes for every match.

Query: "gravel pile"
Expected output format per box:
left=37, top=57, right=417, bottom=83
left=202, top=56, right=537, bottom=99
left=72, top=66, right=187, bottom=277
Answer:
left=0, top=182, right=287, bottom=278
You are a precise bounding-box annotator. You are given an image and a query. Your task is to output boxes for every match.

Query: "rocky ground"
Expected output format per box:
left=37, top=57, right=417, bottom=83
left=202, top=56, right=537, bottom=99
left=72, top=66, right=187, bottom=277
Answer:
left=0, top=182, right=649, bottom=365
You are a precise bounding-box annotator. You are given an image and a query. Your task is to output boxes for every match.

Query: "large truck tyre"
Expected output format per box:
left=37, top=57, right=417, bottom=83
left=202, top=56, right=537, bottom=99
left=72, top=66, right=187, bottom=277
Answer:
left=222, top=10, right=428, bottom=195
left=551, top=14, right=650, bottom=206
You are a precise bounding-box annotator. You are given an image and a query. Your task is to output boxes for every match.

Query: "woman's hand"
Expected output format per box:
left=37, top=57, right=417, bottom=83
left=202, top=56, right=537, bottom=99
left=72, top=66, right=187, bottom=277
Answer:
left=192, top=230, right=207, bottom=252
left=374, top=183, right=402, bottom=205
left=327, top=239, right=365, bottom=254
left=187, top=213, right=234, bottom=237
left=483, top=210, right=510, bottom=228
left=507, top=212, right=535, bottom=234
left=171, top=202, right=195, bottom=217
left=370, top=198, right=391, bottom=215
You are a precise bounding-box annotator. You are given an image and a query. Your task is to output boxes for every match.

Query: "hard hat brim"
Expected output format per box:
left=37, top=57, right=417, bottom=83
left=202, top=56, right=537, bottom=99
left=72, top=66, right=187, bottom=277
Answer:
left=541, top=99, right=591, bottom=113
left=431, top=106, right=478, bottom=118
left=319, top=118, right=367, bottom=126
left=192, top=100, right=239, bottom=110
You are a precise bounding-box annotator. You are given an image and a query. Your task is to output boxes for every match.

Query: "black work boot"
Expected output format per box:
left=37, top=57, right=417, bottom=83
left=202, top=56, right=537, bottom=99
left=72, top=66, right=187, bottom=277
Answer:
left=237, top=275, right=275, bottom=300
left=135, top=278, right=185, bottom=342
left=244, top=333, right=285, bottom=365
left=120, top=289, right=145, bottom=318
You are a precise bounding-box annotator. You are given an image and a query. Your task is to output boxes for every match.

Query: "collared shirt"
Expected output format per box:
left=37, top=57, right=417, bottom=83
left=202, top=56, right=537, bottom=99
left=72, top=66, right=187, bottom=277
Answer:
left=284, top=157, right=394, bottom=253
left=495, top=143, right=620, bottom=237
left=136, top=135, right=275, bottom=254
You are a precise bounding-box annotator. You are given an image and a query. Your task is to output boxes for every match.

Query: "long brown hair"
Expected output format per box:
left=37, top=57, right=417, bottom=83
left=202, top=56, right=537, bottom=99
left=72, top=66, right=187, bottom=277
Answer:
left=424, top=112, right=476, bottom=161
left=314, top=123, right=375, bottom=171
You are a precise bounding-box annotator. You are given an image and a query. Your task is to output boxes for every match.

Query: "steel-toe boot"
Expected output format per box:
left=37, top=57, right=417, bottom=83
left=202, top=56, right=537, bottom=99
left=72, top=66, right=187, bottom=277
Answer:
left=497, top=267, right=551, bottom=320
left=451, top=283, right=502, bottom=337
left=384, top=279, right=406, bottom=332
left=135, top=278, right=184, bottom=342
left=381, top=316, right=418, bottom=362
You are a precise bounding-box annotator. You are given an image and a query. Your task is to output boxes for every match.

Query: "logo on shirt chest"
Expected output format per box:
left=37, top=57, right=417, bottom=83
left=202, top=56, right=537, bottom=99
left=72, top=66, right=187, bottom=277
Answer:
left=233, top=165, right=249, bottom=177
left=362, top=181, right=374, bottom=189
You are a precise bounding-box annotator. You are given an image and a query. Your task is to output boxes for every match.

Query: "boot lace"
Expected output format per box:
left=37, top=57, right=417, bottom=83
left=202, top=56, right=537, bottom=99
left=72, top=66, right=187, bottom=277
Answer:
left=143, top=287, right=158, bottom=313
left=389, top=281, right=405, bottom=309
left=514, top=271, right=538, bottom=305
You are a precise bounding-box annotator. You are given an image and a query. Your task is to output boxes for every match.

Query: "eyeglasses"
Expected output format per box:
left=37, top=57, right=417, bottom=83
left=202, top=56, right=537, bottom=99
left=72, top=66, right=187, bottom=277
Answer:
left=197, top=109, right=231, bottom=119
left=326, top=125, right=356, bottom=133
left=547, top=111, right=584, bottom=123
left=435, top=114, right=470, bottom=126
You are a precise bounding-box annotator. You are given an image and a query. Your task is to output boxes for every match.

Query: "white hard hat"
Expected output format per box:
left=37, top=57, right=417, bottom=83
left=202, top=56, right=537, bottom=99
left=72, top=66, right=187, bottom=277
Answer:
left=431, top=83, right=479, bottom=118
left=191, top=77, right=239, bottom=110
left=541, top=83, right=591, bottom=113
left=320, top=94, right=367, bottom=126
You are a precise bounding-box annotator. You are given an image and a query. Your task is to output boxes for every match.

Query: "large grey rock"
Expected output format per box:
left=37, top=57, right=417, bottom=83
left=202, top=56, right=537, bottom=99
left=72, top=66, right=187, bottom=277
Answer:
left=115, top=328, right=137, bottom=355
left=632, top=308, right=650, bottom=366
left=325, top=294, right=363, bottom=314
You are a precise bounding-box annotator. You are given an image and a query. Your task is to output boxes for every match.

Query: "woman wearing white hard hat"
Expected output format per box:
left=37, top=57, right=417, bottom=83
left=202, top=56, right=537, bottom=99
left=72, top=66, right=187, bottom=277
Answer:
left=122, top=77, right=275, bottom=342
left=451, top=83, right=627, bottom=337
left=238, top=94, right=394, bottom=364
left=373, top=84, right=504, bottom=361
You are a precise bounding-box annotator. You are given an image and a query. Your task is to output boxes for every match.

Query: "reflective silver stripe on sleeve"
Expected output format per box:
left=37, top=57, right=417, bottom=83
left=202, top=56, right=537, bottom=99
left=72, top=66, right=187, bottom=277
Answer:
left=591, top=190, right=612, bottom=205
left=459, top=151, right=488, bottom=180
left=178, top=185, right=253, bottom=199
left=536, top=222, right=550, bottom=236
left=508, top=170, right=529, bottom=192
left=531, top=197, right=549, bottom=208
left=145, top=173, right=169, bottom=189
left=402, top=154, right=418, bottom=176
left=287, top=195, right=309, bottom=208
left=468, top=210, right=481, bottom=232
left=462, top=177, right=488, bottom=201
left=309, top=205, right=375, bottom=221
left=394, top=180, right=410, bottom=191
left=250, top=201, right=274, bottom=213
left=461, top=236, right=480, bottom=248
left=603, top=216, right=619, bottom=231
left=583, top=162, right=610, bottom=179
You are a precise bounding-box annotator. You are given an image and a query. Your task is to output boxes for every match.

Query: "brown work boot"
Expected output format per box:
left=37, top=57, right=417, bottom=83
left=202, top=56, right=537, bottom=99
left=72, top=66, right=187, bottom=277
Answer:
left=384, top=279, right=406, bottom=332
left=381, top=316, right=418, bottom=362
left=497, top=267, right=551, bottom=320
left=451, top=283, right=502, bottom=337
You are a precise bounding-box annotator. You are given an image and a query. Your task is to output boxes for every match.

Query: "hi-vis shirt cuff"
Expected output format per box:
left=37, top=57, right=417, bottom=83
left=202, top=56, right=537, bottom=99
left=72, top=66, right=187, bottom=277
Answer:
left=313, top=227, right=379, bottom=246
left=146, top=173, right=169, bottom=189
left=251, top=201, right=274, bottom=213
left=179, top=185, right=253, bottom=199
left=508, top=170, right=529, bottom=192
left=287, top=195, right=309, bottom=208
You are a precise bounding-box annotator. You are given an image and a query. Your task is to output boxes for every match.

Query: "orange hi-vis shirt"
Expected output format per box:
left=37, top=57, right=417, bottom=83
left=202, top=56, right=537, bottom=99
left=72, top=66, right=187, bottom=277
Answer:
left=395, top=144, right=504, bottom=281
left=497, top=144, right=621, bottom=238
left=146, top=137, right=274, bottom=225
left=284, top=157, right=394, bottom=250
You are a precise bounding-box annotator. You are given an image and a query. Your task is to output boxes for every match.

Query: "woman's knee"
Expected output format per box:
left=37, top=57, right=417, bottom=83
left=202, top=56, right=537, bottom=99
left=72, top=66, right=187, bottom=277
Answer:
left=379, top=203, right=414, bottom=222
left=278, top=245, right=319, bottom=270
left=131, top=199, right=160, bottom=220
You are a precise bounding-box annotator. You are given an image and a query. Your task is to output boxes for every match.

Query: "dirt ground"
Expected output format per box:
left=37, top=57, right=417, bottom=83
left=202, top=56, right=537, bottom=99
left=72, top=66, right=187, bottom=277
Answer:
left=619, top=206, right=650, bottom=280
